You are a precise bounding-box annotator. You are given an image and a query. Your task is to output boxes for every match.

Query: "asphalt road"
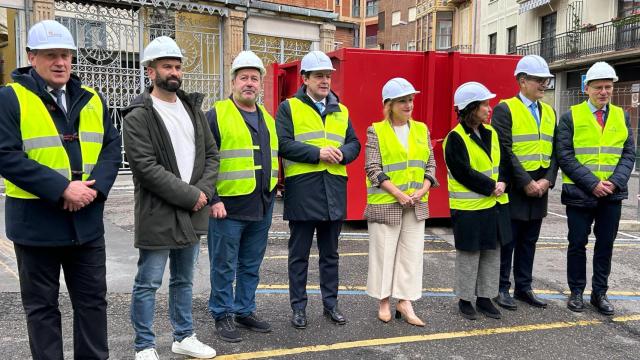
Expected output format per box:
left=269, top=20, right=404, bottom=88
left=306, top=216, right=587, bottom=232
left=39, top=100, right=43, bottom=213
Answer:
left=1, top=174, right=640, bottom=359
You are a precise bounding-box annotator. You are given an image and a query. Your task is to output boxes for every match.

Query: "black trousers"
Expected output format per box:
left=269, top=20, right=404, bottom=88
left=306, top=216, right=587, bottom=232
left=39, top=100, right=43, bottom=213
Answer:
left=499, top=219, right=543, bottom=292
left=13, top=238, right=108, bottom=360
left=288, top=220, right=342, bottom=311
left=566, top=201, right=621, bottom=295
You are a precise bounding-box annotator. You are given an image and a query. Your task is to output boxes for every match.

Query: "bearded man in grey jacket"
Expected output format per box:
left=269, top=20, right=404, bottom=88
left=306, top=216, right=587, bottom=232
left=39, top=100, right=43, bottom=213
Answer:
left=122, top=36, right=219, bottom=360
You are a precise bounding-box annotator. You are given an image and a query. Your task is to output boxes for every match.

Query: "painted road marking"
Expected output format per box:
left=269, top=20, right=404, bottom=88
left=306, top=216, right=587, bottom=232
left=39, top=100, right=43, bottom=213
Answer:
left=207, top=315, right=640, bottom=360
left=262, top=242, right=640, bottom=260
left=255, top=284, right=640, bottom=299
left=0, top=236, right=18, bottom=280
left=548, top=211, right=640, bottom=239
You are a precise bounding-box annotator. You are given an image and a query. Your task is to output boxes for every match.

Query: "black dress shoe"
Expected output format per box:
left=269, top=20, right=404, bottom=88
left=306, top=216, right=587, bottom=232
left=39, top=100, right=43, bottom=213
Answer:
left=458, top=300, right=477, bottom=320
left=567, top=292, right=585, bottom=312
left=323, top=307, right=347, bottom=325
left=590, top=293, right=614, bottom=315
left=476, top=297, right=502, bottom=319
left=291, top=309, right=307, bottom=329
left=495, top=291, right=517, bottom=310
left=514, top=289, right=547, bottom=308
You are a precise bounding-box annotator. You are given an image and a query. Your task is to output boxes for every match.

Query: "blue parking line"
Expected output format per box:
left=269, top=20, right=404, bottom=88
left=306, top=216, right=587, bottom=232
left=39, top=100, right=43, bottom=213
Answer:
left=255, top=289, right=640, bottom=301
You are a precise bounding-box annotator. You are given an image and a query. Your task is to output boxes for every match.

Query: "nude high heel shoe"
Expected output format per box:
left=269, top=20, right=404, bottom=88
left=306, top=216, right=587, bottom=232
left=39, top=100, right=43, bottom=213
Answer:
left=395, top=301, right=425, bottom=327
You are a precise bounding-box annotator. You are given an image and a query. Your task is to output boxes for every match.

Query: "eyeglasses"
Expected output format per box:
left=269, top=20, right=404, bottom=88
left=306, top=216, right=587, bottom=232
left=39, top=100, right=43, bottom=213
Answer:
left=525, top=76, right=551, bottom=86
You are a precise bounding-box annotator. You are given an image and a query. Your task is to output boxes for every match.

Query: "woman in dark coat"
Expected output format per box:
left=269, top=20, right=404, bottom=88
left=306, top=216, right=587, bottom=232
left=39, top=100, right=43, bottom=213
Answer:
left=443, top=82, right=512, bottom=320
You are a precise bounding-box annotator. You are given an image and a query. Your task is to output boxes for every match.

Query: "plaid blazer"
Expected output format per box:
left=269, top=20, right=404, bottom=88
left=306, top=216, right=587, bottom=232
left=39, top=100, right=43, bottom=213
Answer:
left=363, top=123, right=438, bottom=225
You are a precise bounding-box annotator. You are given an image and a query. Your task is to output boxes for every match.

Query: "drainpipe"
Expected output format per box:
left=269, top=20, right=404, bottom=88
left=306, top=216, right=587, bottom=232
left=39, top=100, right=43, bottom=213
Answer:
left=24, top=0, right=31, bottom=30
left=243, top=0, right=250, bottom=50
left=472, top=0, right=478, bottom=53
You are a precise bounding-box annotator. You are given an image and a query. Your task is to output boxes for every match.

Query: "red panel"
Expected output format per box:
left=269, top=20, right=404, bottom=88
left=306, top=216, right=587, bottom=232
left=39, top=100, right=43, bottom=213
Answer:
left=266, top=49, right=522, bottom=220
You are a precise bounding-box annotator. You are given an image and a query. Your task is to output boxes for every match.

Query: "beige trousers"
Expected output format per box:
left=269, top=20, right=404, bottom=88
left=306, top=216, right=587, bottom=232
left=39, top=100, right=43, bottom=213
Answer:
left=366, top=208, right=425, bottom=301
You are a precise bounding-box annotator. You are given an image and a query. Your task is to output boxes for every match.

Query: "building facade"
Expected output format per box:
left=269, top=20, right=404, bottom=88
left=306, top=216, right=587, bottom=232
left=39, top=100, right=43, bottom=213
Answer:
left=377, top=0, right=418, bottom=50
left=0, top=0, right=340, bottom=171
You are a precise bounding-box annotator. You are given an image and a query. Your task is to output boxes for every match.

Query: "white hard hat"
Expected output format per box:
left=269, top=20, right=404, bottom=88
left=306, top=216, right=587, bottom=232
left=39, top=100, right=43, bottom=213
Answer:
left=382, top=78, right=420, bottom=103
left=300, top=51, right=335, bottom=73
left=514, top=55, right=553, bottom=78
left=141, top=36, right=184, bottom=67
left=584, top=61, right=618, bottom=84
left=27, top=20, right=76, bottom=51
left=454, top=81, right=496, bottom=111
left=231, top=51, right=266, bottom=76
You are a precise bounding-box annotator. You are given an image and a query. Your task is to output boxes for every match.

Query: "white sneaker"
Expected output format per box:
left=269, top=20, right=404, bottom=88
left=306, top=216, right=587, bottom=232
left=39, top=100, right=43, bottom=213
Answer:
left=172, top=334, right=217, bottom=358
left=135, top=348, right=159, bottom=360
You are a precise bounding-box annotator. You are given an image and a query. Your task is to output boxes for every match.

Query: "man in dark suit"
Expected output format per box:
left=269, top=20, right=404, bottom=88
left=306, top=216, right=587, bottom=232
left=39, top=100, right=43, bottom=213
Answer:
left=492, top=55, right=558, bottom=310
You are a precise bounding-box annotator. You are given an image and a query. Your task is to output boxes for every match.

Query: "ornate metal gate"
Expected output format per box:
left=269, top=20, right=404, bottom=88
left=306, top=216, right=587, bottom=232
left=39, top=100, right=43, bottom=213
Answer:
left=248, top=34, right=312, bottom=65
left=54, top=1, right=225, bottom=170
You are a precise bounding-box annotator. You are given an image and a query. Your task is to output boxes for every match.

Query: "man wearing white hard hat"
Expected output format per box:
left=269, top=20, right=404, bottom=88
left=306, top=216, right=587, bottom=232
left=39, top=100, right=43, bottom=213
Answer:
left=204, top=51, right=277, bottom=343
left=444, top=82, right=512, bottom=320
left=491, top=55, right=558, bottom=311
left=0, top=20, right=121, bottom=359
left=123, top=36, right=218, bottom=359
left=275, top=50, right=361, bottom=329
left=556, top=61, right=635, bottom=316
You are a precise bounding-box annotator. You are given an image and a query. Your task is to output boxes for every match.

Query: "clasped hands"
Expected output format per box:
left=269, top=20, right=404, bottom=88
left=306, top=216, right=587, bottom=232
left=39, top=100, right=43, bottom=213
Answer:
left=319, top=146, right=343, bottom=164
left=62, top=180, right=97, bottom=212
left=394, top=182, right=431, bottom=208
left=524, top=179, right=551, bottom=198
left=592, top=180, right=616, bottom=198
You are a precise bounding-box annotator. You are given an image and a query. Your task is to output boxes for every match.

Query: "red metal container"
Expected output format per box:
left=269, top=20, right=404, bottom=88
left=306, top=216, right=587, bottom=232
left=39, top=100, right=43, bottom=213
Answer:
left=264, top=48, right=521, bottom=220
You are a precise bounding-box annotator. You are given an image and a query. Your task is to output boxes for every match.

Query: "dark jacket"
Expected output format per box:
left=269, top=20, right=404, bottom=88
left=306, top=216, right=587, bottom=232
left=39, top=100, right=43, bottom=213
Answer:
left=555, top=104, right=635, bottom=208
left=444, top=121, right=512, bottom=251
left=206, top=98, right=275, bottom=221
left=0, top=67, right=121, bottom=246
left=492, top=98, right=559, bottom=221
left=122, top=88, right=219, bottom=249
left=275, top=85, right=361, bottom=221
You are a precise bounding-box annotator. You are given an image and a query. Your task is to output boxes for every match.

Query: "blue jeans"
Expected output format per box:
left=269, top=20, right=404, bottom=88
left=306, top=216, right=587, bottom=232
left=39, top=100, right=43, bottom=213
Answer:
left=208, top=201, right=273, bottom=320
left=130, top=243, right=199, bottom=351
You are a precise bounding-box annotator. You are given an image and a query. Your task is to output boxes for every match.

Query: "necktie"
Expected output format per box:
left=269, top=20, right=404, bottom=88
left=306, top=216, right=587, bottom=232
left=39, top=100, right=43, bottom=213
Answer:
left=529, top=102, right=540, bottom=127
left=315, top=101, right=325, bottom=114
left=595, top=109, right=605, bottom=129
left=51, top=89, right=66, bottom=114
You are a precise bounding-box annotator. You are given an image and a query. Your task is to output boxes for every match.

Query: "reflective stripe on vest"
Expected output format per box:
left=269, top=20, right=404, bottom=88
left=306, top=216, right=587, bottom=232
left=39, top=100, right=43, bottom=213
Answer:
left=214, top=99, right=279, bottom=196
left=443, top=123, right=508, bottom=210
left=563, top=101, right=627, bottom=185
left=502, top=97, right=555, bottom=171
left=4, top=83, right=104, bottom=199
left=283, top=97, right=349, bottom=178
left=366, top=119, right=430, bottom=204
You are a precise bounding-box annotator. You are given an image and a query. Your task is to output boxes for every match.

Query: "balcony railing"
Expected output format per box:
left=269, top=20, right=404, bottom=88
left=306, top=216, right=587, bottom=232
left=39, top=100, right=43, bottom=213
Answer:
left=445, top=44, right=472, bottom=53
left=366, top=2, right=378, bottom=17
left=365, top=35, right=378, bottom=48
left=516, top=17, right=640, bottom=63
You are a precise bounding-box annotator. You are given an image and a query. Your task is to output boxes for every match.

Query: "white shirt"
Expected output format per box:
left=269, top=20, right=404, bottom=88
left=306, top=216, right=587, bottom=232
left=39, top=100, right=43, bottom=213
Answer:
left=151, top=95, right=195, bottom=183
left=393, top=123, right=410, bottom=150
left=306, top=91, right=326, bottom=106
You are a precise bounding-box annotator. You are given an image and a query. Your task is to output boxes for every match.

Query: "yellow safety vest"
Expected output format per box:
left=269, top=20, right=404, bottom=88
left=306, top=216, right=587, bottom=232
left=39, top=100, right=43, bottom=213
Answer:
left=283, top=97, right=349, bottom=178
left=443, top=123, right=508, bottom=210
left=4, top=82, right=104, bottom=199
left=563, top=101, right=627, bottom=184
left=366, top=119, right=430, bottom=204
left=502, top=97, right=555, bottom=171
left=214, top=99, right=279, bottom=196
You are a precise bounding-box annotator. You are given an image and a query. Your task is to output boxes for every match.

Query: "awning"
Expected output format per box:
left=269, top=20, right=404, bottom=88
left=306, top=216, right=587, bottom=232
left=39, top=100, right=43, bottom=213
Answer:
left=519, top=0, right=551, bottom=14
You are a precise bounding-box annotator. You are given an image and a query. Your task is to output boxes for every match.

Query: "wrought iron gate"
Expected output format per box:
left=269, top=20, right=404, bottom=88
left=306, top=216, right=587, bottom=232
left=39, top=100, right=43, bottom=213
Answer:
left=54, top=1, right=225, bottom=170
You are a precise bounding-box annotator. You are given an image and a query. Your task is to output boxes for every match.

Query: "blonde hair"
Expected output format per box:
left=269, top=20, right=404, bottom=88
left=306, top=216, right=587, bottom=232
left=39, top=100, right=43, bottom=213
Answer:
left=383, top=99, right=398, bottom=121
